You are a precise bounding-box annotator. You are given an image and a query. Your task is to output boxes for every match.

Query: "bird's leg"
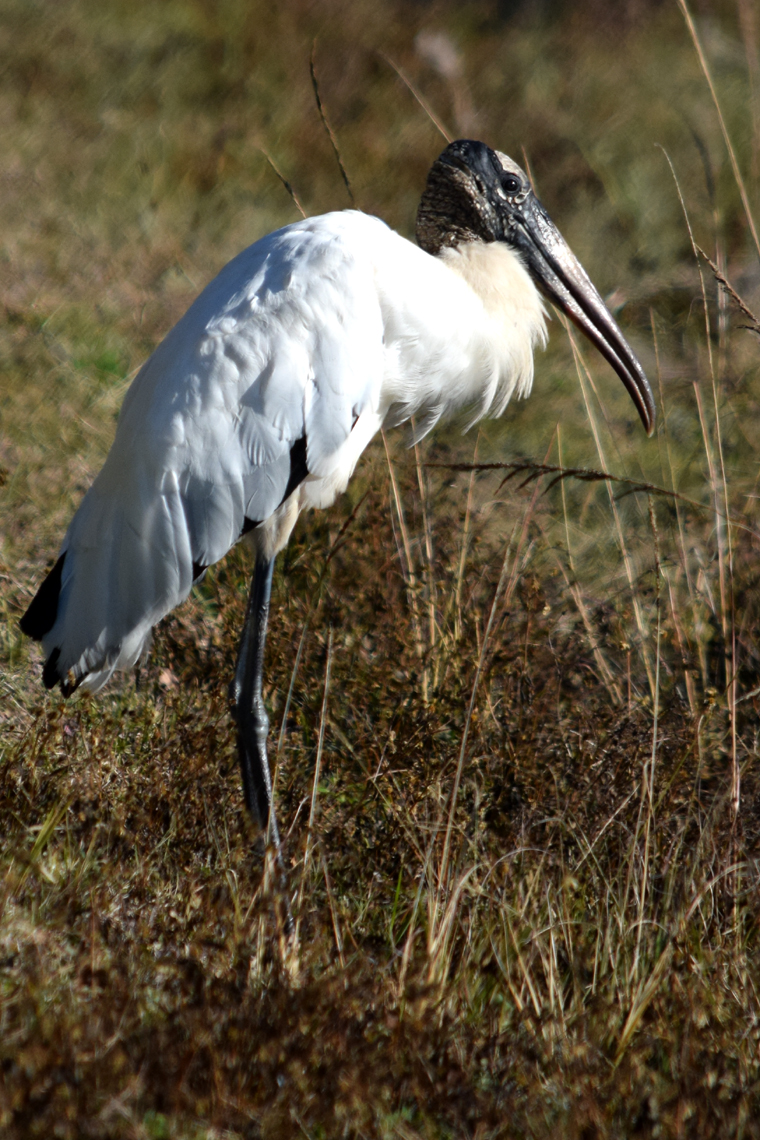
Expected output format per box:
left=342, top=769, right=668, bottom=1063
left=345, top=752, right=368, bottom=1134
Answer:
left=230, top=557, right=293, bottom=933
left=230, top=557, right=276, bottom=832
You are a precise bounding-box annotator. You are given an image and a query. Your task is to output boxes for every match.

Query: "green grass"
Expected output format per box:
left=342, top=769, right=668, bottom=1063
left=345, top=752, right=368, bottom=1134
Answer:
left=3, top=0, right=760, bottom=1136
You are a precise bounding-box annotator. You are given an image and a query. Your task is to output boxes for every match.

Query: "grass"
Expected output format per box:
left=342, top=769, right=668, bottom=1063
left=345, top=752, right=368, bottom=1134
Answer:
left=3, top=0, right=760, bottom=1135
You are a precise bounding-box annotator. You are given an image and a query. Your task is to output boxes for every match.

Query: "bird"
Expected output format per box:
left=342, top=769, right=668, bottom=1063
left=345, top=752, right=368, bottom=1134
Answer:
left=20, top=139, right=655, bottom=866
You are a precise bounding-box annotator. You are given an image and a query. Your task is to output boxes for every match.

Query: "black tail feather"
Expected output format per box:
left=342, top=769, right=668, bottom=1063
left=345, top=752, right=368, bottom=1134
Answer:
left=20, top=552, right=66, bottom=641
left=42, top=646, right=61, bottom=690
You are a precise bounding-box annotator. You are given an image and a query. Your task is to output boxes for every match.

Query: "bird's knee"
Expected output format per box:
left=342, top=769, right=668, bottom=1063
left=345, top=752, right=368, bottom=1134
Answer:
left=251, top=695, right=270, bottom=742
left=232, top=687, right=270, bottom=737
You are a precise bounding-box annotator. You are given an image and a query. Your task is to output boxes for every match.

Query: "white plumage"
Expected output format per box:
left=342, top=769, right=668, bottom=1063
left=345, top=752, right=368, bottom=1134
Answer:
left=22, top=140, right=653, bottom=853
left=37, top=211, right=546, bottom=692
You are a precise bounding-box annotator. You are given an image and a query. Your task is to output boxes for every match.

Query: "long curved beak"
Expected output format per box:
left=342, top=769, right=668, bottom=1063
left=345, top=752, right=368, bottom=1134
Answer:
left=507, top=194, right=656, bottom=435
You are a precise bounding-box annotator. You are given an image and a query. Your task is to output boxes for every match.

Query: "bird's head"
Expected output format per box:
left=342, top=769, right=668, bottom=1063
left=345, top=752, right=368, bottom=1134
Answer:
left=416, top=139, right=655, bottom=435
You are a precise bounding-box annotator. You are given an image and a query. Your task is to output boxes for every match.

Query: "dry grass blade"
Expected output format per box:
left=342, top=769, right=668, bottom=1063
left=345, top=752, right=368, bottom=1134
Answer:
left=383, top=432, right=429, bottom=702
left=257, top=147, right=307, bottom=218
left=659, top=145, right=738, bottom=820
left=568, top=328, right=655, bottom=692
left=427, top=458, right=760, bottom=540
left=275, top=488, right=369, bottom=760
left=677, top=0, right=760, bottom=262
left=555, top=426, right=621, bottom=703
left=377, top=51, right=453, bottom=143
left=310, top=43, right=355, bottom=207
left=630, top=499, right=662, bottom=985
left=436, top=525, right=515, bottom=903
left=426, top=864, right=477, bottom=985
left=450, top=432, right=479, bottom=642
left=413, top=434, right=439, bottom=686
left=651, top=309, right=699, bottom=712
left=615, top=940, right=674, bottom=1063
left=296, top=629, right=334, bottom=937
left=9, top=800, right=68, bottom=898
left=433, top=437, right=551, bottom=948
left=320, top=847, right=345, bottom=968
left=697, top=246, right=760, bottom=335
left=616, top=861, right=747, bottom=1064
left=505, top=912, right=542, bottom=1019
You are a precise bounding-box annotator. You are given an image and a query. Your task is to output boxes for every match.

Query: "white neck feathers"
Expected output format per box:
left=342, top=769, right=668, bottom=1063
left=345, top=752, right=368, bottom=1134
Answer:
left=440, top=240, right=547, bottom=412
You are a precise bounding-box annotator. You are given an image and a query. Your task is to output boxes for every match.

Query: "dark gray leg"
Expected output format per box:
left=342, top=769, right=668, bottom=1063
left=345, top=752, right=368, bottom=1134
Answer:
left=230, top=557, right=292, bottom=927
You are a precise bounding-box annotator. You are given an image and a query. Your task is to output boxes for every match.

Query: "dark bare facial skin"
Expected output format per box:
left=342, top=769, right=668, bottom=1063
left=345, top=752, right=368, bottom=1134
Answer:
left=417, top=140, right=656, bottom=434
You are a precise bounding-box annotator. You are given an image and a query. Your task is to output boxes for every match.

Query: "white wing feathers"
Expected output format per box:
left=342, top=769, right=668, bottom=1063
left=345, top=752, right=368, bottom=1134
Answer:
left=33, top=211, right=545, bottom=692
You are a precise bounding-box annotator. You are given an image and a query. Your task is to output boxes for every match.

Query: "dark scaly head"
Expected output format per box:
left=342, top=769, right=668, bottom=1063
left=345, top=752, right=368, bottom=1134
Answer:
left=416, top=139, right=655, bottom=434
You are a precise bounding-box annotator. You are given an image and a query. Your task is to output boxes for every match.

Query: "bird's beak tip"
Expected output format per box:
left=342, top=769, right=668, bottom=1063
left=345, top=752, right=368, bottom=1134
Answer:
left=636, top=399, right=655, bottom=438
left=641, top=388, right=656, bottom=437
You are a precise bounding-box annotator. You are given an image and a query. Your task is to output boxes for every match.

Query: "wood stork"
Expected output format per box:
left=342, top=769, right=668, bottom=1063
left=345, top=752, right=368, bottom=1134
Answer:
left=21, top=139, right=655, bottom=864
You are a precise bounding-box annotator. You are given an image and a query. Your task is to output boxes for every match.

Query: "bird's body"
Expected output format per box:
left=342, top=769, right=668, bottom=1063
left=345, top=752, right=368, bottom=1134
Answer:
left=28, top=210, right=545, bottom=693
left=22, top=140, right=654, bottom=878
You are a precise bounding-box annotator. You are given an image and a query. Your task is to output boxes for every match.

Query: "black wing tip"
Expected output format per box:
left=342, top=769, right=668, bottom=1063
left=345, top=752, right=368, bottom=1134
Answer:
left=21, top=553, right=81, bottom=696
left=42, top=647, right=61, bottom=690
left=40, top=646, right=81, bottom=696
left=20, top=552, right=66, bottom=641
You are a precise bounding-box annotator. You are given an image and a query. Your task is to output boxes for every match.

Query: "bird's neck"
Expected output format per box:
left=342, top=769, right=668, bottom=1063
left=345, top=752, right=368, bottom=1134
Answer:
left=439, top=240, right=547, bottom=341
left=435, top=239, right=548, bottom=414
left=416, top=161, right=495, bottom=254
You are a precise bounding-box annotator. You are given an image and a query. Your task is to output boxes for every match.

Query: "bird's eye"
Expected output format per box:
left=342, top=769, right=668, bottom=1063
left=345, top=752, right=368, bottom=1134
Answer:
left=503, top=175, right=521, bottom=195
